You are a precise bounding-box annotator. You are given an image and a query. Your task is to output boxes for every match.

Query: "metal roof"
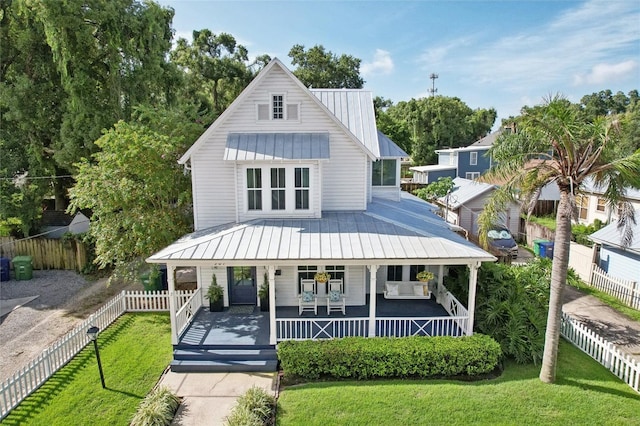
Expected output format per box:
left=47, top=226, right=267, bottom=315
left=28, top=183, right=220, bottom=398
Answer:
left=148, top=192, right=494, bottom=265
left=581, top=176, right=640, bottom=201
left=589, top=210, right=640, bottom=254
left=310, top=89, right=380, bottom=157
left=224, top=133, right=330, bottom=161
left=377, top=131, right=408, bottom=158
left=410, top=165, right=457, bottom=173
left=440, top=177, right=495, bottom=209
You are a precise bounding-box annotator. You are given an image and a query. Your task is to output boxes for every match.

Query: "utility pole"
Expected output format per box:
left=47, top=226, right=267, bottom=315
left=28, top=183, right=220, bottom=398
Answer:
left=428, top=73, right=439, bottom=97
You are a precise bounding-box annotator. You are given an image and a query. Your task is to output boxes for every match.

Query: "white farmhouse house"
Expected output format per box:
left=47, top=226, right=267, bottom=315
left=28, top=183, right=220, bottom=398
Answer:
left=148, top=59, right=495, bottom=372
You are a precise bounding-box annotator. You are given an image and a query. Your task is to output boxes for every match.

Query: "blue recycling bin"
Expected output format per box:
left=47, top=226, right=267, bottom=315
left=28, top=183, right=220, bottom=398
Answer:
left=539, top=241, right=554, bottom=259
left=0, top=257, right=10, bottom=281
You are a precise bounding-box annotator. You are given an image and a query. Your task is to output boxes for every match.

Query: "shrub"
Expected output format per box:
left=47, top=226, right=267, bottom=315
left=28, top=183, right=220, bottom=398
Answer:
left=225, top=386, right=276, bottom=426
left=278, top=334, right=501, bottom=380
left=130, top=386, right=180, bottom=426
left=443, top=258, right=580, bottom=364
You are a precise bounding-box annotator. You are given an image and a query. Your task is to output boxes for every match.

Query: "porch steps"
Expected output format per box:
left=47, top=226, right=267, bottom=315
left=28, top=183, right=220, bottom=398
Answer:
left=171, top=345, right=278, bottom=373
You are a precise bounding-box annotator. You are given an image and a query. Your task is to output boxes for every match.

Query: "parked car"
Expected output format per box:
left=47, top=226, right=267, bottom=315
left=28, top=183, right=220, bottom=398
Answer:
left=487, top=228, right=518, bottom=258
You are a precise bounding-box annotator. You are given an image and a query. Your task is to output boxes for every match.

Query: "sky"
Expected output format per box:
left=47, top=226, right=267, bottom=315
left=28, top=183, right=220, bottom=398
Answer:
left=158, top=0, right=640, bottom=126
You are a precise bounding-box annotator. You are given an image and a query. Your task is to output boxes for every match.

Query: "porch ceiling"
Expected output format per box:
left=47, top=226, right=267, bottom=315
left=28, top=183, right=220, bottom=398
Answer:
left=149, top=193, right=495, bottom=266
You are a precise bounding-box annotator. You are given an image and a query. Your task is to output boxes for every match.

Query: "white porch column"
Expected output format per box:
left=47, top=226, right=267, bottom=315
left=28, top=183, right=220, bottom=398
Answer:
left=167, top=264, right=178, bottom=345
left=368, top=265, right=379, bottom=337
left=436, top=264, right=445, bottom=304
left=268, top=265, right=277, bottom=345
left=467, top=262, right=480, bottom=336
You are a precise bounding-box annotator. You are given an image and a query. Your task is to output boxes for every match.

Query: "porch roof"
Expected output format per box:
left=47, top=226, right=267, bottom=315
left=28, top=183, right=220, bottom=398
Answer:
left=224, top=132, right=330, bottom=161
left=148, top=193, right=495, bottom=265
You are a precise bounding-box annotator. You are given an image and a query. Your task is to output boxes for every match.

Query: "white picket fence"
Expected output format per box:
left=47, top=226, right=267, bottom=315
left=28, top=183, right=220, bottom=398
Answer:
left=561, top=312, right=639, bottom=393
left=0, top=290, right=194, bottom=420
left=589, top=264, right=640, bottom=310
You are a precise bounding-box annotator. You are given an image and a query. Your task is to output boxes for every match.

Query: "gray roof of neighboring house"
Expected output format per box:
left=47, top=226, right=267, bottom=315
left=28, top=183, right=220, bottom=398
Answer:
left=581, top=177, right=640, bottom=201
left=148, top=192, right=495, bottom=264
left=310, top=89, right=380, bottom=157
left=439, top=177, right=495, bottom=209
left=589, top=210, right=640, bottom=254
left=224, top=133, right=330, bottom=161
left=377, top=131, right=408, bottom=158
left=469, top=130, right=502, bottom=147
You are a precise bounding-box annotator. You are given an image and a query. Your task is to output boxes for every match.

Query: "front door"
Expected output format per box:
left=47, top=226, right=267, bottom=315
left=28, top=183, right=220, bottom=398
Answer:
left=228, top=266, right=257, bottom=305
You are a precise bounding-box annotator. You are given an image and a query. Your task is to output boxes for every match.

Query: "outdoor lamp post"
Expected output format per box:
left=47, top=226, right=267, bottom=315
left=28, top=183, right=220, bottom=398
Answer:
left=86, top=326, right=106, bottom=389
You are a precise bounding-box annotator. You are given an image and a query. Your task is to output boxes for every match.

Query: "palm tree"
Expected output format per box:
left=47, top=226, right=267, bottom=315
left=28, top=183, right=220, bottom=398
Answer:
left=479, top=95, right=640, bottom=383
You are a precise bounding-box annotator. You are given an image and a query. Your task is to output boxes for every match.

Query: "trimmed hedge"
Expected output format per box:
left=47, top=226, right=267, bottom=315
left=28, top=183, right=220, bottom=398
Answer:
left=278, top=334, right=501, bottom=380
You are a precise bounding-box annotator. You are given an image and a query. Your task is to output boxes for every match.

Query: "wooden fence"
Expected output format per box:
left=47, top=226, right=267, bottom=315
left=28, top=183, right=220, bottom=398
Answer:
left=589, top=264, right=640, bottom=310
left=561, top=312, right=639, bottom=393
left=0, top=237, right=88, bottom=271
left=0, top=290, right=196, bottom=420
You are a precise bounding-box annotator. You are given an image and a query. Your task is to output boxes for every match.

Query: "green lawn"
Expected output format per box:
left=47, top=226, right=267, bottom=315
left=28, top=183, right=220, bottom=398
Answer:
left=277, top=341, right=640, bottom=426
left=2, top=313, right=172, bottom=426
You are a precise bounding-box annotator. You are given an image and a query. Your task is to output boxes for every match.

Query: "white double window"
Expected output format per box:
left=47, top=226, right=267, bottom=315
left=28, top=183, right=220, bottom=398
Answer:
left=245, top=165, right=312, bottom=213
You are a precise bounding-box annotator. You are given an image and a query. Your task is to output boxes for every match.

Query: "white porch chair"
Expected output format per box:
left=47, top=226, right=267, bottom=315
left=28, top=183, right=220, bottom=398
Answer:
left=298, top=279, right=318, bottom=315
left=327, top=279, right=346, bottom=315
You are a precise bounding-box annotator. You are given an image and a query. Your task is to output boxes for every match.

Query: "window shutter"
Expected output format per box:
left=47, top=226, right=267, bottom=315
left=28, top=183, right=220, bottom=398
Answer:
left=287, top=104, right=299, bottom=120
left=257, top=104, right=269, bottom=120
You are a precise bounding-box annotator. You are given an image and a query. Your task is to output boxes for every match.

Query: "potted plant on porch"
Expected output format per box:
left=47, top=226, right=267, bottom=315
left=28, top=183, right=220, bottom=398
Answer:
left=259, top=273, right=269, bottom=312
left=206, top=273, right=224, bottom=312
left=416, top=270, right=434, bottom=282
left=314, top=271, right=330, bottom=283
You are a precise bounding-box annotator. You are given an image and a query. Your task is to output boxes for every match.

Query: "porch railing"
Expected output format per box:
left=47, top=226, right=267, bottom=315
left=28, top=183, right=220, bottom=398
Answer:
left=376, top=316, right=467, bottom=338
left=589, top=264, right=639, bottom=310
left=276, top=318, right=369, bottom=341
left=438, top=283, right=469, bottom=334
left=176, top=288, right=202, bottom=338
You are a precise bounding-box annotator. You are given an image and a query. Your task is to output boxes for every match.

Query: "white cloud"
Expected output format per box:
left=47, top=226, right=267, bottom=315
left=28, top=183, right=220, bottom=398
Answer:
left=362, top=49, right=394, bottom=76
left=573, top=60, right=638, bottom=86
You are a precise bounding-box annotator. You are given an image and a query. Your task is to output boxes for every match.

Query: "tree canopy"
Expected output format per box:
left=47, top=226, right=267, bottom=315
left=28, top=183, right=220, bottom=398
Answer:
left=479, top=95, right=640, bottom=384
left=288, top=44, right=364, bottom=89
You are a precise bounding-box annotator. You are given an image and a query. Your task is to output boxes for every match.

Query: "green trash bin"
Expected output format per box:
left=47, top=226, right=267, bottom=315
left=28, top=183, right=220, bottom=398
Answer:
left=140, top=271, right=161, bottom=291
left=533, top=239, right=549, bottom=257
left=12, top=256, right=33, bottom=280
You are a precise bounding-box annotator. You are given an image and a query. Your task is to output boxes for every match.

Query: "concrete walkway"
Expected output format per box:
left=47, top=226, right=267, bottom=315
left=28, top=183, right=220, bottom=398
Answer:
left=159, top=371, right=277, bottom=425
left=562, top=285, right=640, bottom=361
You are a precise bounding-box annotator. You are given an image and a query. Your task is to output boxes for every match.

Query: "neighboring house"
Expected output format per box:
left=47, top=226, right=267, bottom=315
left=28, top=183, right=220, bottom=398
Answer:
left=576, top=178, right=640, bottom=226
left=437, top=177, right=521, bottom=239
left=410, top=131, right=501, bottom=184
left=589, top=212, right=640, bottom=283
left=39, top=211, right=90, bottom=239
left=147, top=59, right=495, bottom=371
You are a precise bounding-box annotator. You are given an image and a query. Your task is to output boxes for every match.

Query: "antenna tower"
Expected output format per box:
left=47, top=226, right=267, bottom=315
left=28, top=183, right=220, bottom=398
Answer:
left=428, top=73, right=439, bottom=96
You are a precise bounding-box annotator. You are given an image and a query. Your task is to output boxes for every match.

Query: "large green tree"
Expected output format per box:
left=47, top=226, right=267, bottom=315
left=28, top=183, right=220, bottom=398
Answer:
left=170, top=30, right=254, bottom=118
left=479, top=95, right=640, bottom=383
left=68, top=107, right=203, bottom=271
left=288, top=44, right=364, bottom=89
left=384, top=96, right=496, bottom=165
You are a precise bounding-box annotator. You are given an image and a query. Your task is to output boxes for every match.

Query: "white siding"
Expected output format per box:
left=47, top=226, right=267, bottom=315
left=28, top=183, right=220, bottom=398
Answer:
left=582, top=193, right=640, bottom=225
left=599, top=246, right=640, bottom=283
left=200, top=266, right=230, bottom=307
left=191, top=66, right=369, bottom=229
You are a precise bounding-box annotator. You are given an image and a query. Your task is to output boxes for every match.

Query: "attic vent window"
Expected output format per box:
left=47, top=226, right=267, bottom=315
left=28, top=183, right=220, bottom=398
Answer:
left=272, top=95, right=284, bottom=119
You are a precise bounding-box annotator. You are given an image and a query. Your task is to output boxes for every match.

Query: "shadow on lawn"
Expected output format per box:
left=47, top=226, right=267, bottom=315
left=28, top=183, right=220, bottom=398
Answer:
left=1, top=315, right=140, bottom=424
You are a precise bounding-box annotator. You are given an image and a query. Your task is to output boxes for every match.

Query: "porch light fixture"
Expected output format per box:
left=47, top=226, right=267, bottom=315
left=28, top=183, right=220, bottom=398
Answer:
left=87, top=326, right=106, bottom=389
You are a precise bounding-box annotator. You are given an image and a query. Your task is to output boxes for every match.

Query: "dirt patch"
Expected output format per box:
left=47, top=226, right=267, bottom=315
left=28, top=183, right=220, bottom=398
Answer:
left=0, top=270, right=140, bottom=383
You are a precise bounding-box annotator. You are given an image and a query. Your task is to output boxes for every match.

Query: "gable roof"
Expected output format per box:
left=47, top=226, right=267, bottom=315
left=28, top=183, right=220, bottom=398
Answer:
left=581, top=177, right=640, bottom=201
left=178, top=58, right=376, bottom=164
left=589, top=210, right=640, bottom=254
left=439, top=177, right=495, bottom=209
left=148, top=192, right=495, bottom=265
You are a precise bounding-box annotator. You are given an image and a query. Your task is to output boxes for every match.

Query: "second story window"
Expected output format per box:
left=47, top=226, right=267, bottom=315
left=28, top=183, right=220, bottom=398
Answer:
left=576, top=195, right=588, bottom=220
left=271, top=168, right=286, bottom=210
left=272, top=95, right=284, bottom=119
left=247, top=168, right=262, bottom=210
left=465, top=172, right=480, bottom=180
left=295, top=167, right=310, bottom=210
left=470, top=152, right=478, bottom=165
left=596, top=197, right=606, bottom=212
left=372, top=159, right=397, bottom=186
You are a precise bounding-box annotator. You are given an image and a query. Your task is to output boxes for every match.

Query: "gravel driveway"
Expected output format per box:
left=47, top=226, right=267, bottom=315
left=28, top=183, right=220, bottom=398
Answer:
left=0, top=270, right=136, bottom=383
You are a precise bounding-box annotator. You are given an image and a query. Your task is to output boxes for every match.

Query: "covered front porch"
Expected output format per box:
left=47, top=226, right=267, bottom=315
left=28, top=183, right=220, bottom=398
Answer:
left=178, top=291, right=467, bottom=348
